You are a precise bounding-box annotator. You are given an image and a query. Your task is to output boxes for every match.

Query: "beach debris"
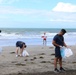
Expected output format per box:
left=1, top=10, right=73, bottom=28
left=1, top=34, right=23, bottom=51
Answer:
left=39, top=53, right=45, bottom=55
left=51, top=53, right=55, bottom=56
left=30, top=59, right=34, bottom=61
left=33, top=57, right=37, bottom=59
left=39, top=56, right=44, bottom=59
left=31, top=62, right=35, bottom=64
left=24, top=59, right=28, bottom=61
left=11, top=61, right=17, bottom=63
left=72, top=62, right=76, bottom=64
left=30, top=57, right=37, bottom=61
left=40, top=61, right=51, bottom=63
left=15, top=63, right=26, bottom=66
left=10, top=52, right=15, bottom=54
left=40, top=61, right=47, bottom=63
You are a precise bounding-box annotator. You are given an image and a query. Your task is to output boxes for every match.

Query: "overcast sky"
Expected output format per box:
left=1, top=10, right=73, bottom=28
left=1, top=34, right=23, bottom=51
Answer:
left=0, top=0, right=76, bottom=28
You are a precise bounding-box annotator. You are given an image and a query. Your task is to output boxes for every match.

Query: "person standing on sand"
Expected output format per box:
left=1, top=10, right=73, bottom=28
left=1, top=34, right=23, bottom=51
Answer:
left=42, top=33, right=47, bottom=46
left=52, top=29, right=68, bottom=73
left=16, top=41, right=27, bottom=57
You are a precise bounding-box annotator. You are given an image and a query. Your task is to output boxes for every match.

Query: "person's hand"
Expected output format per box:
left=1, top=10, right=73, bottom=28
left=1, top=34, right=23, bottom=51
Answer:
left=65, top=46, right=69, bottom=48
left=59, top=45, right=63, bottom=48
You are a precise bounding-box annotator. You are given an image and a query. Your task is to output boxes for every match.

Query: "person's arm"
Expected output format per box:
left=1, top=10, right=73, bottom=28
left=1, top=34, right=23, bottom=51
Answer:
left=63, top=42, right=67, bottom=47
left=52, top=40, right=61, bottom=48
left=52, top=35, right=62, bottom=48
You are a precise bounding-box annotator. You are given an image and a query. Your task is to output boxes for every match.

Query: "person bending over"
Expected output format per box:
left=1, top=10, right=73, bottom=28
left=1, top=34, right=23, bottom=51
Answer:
left=16, top=41, right=26, bottom=57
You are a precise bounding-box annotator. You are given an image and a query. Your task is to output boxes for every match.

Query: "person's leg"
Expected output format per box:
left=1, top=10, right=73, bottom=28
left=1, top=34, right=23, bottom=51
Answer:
left=59, top=57, right=65, bottom=71
left=59, top=57, right=62, bottom=68
left=43, top=40, right=44, bottom=46
left=43, top=40, right=46, bottom=46
left=54, top=57, right=60, bottom=73
left=45, top=40, right=47, bottom=46
left=16, top=47, right=19, bottom=57
left=20, top=44, right=25, bottom=56
left=54, top=57, right=58, bottom=69
left=20, top=48, right=23, bottom=56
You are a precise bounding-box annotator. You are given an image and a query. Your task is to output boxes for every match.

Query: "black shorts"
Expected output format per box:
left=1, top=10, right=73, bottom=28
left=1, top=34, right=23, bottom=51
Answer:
left=55, top=47, right=61, bottom=58
left=16, top=42, right=25, bottom=48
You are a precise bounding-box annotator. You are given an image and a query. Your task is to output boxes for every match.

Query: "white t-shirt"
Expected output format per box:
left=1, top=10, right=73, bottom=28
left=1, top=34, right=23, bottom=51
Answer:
left=42, top=35, right=47, bottom=40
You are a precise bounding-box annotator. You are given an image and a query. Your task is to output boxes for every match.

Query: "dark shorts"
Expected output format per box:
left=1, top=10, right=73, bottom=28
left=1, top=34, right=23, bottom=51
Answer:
left=16, top=42, right=25, bottom=48
left=55, top=47, right=61, bottom=58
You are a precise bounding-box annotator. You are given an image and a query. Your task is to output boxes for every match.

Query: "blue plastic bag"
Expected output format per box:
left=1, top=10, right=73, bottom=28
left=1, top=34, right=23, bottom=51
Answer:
left=60, top=47, right=66, bottom=58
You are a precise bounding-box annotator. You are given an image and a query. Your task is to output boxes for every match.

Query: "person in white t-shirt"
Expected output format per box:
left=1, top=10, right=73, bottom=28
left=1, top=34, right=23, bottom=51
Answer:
left=42, top=33, right=47, bottom=46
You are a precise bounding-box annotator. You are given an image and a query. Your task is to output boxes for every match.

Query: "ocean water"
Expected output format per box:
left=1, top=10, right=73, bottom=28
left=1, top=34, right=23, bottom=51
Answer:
left=0, top=28, right=76, bottom=47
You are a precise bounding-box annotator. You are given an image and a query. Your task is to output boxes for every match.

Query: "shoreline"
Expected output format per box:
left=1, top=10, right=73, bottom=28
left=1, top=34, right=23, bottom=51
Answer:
left=0, top=45, right=76, bottom=75
left=0, top=44, right=76, bottom=48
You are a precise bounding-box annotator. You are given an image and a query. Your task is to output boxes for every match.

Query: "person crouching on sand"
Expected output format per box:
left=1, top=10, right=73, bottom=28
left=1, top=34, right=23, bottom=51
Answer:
left=42, top=33, right=47, bottom=46
left=52, top=29, right=68, bottom=73
left=16, top=41, right=27, bottom=57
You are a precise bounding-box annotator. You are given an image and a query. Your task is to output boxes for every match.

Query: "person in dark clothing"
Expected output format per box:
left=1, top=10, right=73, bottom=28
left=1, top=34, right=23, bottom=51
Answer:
left=16, top=41, right=27, bottom=57
left=0, top=30, right=1, bottom=33
left=52, top=29, right=68, bottom=73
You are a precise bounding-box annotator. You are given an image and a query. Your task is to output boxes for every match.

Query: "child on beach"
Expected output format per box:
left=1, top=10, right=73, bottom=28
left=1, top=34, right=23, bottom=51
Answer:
left=52, top=29, right=68, bottom=73
left=16, top=41, right=27, bottom=57
left=42, top=33, right=47, bottom=46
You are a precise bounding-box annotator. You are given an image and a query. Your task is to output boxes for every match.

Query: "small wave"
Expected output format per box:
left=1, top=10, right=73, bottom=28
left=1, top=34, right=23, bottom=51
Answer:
left=68, top=32, right=76, bottom=35
left=0, top=32, right=76, bottom=39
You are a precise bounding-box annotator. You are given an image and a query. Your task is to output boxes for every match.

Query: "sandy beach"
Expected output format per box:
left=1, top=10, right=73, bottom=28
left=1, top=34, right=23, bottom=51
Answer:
left=0, top=45, right=76, bottom=75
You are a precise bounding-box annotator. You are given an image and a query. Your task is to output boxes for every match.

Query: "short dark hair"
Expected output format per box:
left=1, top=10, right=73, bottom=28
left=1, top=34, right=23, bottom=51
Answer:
left=61, top=29, right=67, bottom=33
left=24, top=45, right=27, bottom=48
